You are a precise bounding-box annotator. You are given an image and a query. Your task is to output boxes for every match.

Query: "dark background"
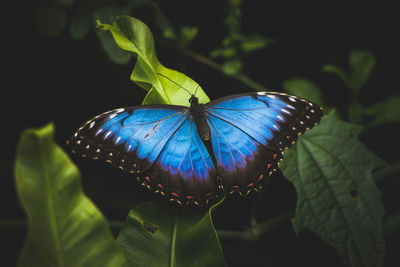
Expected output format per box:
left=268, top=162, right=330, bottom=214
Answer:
left=3, top=1, right=399, bottom=266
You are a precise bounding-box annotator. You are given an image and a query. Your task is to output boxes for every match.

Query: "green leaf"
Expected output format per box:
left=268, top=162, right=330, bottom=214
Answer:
left=35, top=4, right=67, bottom=36
left=93, top=8, right=132, bottom=65
left=240, top=35, right=276, bottom=53
left=97, top=15, right=210, bottom=106
left=323, top=50, right=375, bottom=95
left=349, top=50, right=375, bottom=92
left=282, top=78, right=324, bottom=106
left=15, top=123, right=128, bottom=267
left=322, top=64, right=350, bottom=88
left=117, top=201, right=227, bottom=267
left=180, top=26, right=198, bottom=47
left=222, top=59, right=243, bottom=75
left=364, top=95, right=400, bottom=127
left=210, top=47, right=237, bottom=59
left=280, top=111, right=386, bottom=267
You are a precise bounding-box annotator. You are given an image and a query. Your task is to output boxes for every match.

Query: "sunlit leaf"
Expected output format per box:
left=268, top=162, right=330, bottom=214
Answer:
left=117, top=201, right=227, bottom=267
left=15, top=123, right=128, bottom=267
left=97, top=15, right=210, bottom=106
left=280, top=111, right=386, bottom=267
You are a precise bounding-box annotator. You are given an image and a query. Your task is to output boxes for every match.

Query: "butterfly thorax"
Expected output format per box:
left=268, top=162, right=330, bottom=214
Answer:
left=189, top=96, right=211, bottom=142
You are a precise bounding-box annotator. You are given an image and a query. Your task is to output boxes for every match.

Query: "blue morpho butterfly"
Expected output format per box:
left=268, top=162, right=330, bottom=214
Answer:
left=67, top=75, right=323, bottom=206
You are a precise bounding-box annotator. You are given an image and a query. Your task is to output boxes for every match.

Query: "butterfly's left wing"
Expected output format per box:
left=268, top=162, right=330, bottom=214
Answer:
left=68, top=105, right=218, bottom=206
left=205, top=92, right=323, bottom=195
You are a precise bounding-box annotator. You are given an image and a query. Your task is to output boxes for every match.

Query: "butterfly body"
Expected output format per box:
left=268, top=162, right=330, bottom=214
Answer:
left=68, top=92, right=322, bottom=206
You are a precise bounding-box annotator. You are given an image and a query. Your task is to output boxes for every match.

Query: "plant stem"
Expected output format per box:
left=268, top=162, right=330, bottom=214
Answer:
left=217, top=209, right=294, bottom=242
left=373, top=162, right=400, bottom=184
left=4, top=164, right=398, bottom=242
left=156, top=38, right=269, bottom=92
left=218, top=162, right=400, bottom=242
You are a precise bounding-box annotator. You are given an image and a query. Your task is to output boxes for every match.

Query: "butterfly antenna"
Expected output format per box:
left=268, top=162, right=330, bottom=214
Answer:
left=194, top=84, right=200, bottom=96
left=157, top=73, right=192, bottom=96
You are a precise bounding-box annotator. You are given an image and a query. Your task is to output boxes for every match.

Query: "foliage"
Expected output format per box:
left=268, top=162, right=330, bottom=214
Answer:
left=10, top=1, right=400, bottom=267
left=117, top=202, right=226, bottom=267
left=280, top=111, right=386, bottom=267
left=96, top=15, right=209, bottom=106
left=14, top=123, right=128, bottom=267
left=33, top=0, right=198, bottom=64
left=321, top=50, right=396, bottom=125
left=14, top=123, right=226, bottom=267
left=210, top=0, right=276, bottom=75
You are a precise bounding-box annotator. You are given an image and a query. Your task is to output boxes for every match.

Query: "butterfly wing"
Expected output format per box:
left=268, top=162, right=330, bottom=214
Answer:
left=68, top=105, right=217, bottom=205
left=205, top=92, right=323, bottom=194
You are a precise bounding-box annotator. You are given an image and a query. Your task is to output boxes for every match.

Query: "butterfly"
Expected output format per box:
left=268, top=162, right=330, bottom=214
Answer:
left=67, top=85, right=322, bottom=206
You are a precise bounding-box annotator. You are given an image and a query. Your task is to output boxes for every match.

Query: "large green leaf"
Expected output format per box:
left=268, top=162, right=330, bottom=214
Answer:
left=14, top=123, right=128, bottom=267
left=117, top=201, right=227, bottom=267
left=280, top=111, right=386, bottom=267
left=96, top=15, right=210, bottom=106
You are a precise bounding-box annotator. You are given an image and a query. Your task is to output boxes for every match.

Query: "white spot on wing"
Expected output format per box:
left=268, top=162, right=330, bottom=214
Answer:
left=289, top=97, right=296, bottom=102
left=272, top=124, right=279, bottom=130
left=89, top=121, right=95, bottom=129
left=257, top=92, right=267, bottom=95
left=108, top=113, right=117, bottom=120
left=104, top=131, right=112, bottom=139
left=116, top=136, right=121, bottom=144
left=286, top=104, right=295, bottom=109
left=277, top=115, right=284, bottom=121
left=96, top=128, right=103, bottom=136
left=281, top=108, right=290, bottom=115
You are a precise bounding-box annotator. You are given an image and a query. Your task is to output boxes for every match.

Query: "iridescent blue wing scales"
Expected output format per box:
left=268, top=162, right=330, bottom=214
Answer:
left=205, top=92, right=323, bottom=194
left=68, top=91, right=322, bottom=206
left=68, top=105, right=218, bottom=205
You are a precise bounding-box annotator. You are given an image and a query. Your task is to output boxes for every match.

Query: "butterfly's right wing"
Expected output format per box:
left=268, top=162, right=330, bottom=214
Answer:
left=68, top=105, right=217, bottom=205
left=205, top=92, right=323, bottom=195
